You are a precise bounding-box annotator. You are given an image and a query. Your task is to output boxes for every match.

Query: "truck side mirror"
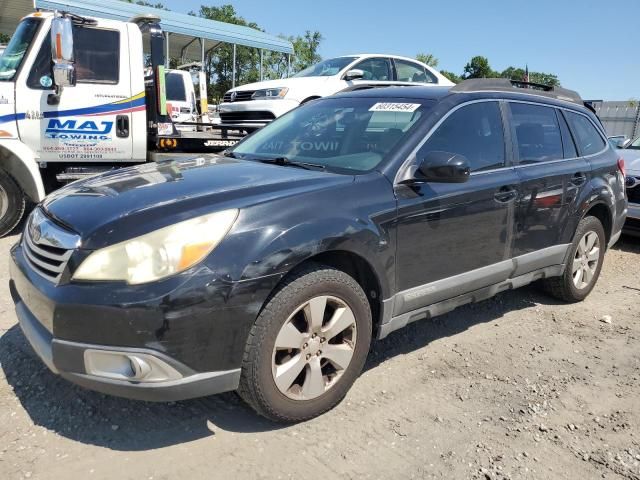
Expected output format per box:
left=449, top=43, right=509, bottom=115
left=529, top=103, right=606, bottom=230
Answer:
left=50, top=16, right=76, bottom=94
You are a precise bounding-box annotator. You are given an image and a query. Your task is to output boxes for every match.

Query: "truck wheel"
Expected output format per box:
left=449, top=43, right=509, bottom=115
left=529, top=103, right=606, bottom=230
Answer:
left=0, top=170, right=26, bottom=237
left=238, top=264, right=372, bottom=422
left=542, top=215, right=606, bottom=302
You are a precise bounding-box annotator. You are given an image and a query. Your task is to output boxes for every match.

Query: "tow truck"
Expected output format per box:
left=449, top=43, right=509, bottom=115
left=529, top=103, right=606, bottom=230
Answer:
left=0, top=10, right=261, bottom=236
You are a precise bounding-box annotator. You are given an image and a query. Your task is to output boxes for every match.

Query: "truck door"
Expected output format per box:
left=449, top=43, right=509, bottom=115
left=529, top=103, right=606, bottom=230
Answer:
left=15, top=19, right=136, bottom=163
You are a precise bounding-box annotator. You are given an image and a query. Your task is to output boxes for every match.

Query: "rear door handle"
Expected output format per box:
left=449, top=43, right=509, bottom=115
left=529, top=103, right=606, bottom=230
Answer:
left=494, top=185, right=518, bottom=203
left=571, top=172, right=587, bottom=186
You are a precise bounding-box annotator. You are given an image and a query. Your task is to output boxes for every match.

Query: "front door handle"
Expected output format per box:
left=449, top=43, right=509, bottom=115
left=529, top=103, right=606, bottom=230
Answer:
left=494, top=185, right=518, bottom=203
left=571, top=172, right=587, bottom=186
left=116, top=115, right=130, bottom=138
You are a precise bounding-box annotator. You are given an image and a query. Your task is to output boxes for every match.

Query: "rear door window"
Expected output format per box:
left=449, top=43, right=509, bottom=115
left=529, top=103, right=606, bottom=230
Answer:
left=352, top=57, right=392, bottom=81
left=417, top=101, right=505, bottom=172
left=564, top=111, right=606, bottom=156
left=509, top=103, right=564, bottom=164
left=394, top=59, right=437, bottom=84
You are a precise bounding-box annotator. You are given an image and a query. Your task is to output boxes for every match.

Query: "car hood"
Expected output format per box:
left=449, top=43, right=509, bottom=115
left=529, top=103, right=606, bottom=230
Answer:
left=230, top=76, right=333, bottom=92
left=0, top=82, right=18, bottom=138
left=619, top=149, right=640, bottom=174
left=42, top=155, right=352, bottom=249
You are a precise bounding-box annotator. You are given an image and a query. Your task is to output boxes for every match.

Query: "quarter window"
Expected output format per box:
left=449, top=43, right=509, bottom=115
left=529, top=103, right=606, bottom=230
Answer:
left=74, top=26, right=120, bottom=84
left=418, top=101, right=505, bottom=172
left=556, top=110, right=578, bottom=158
left=509, top=103, right=563, bottom=164
left=352, top=58, right=392, bottom=81
left=394, top=59, right=437, bottom=84
left=564, top=111, right=606, bottom=156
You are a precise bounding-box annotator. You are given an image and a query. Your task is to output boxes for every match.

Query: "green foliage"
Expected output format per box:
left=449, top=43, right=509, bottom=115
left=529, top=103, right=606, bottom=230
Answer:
left=499, top=66, right=560, bottom=87
left=416, top=53, right=438, bottom=68
left=440, top=70, right=462, bottom=84
left=0, top=33, right=10, bottom=44
left=463, top=56, right=496, bottom=79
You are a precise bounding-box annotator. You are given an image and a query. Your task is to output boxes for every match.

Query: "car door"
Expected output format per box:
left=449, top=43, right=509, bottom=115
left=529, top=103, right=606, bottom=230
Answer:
left=508, top=102, right=590, bottom=260
left=15, top=21, right=134, bottom=162
left=393, top=100, right=519, bottom=316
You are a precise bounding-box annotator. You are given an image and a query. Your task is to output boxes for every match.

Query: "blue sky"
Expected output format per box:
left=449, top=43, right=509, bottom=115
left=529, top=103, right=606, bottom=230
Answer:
left=163, top=0, right=639, bottom=100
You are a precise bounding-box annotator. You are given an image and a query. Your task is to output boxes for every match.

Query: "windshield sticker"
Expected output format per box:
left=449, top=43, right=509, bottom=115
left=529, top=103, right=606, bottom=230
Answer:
left=369, top=103, right=421, bottom=113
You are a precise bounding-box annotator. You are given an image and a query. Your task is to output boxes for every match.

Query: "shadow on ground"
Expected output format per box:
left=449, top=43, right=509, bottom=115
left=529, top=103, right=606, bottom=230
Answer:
left=0, top=279, right=560, bottom=451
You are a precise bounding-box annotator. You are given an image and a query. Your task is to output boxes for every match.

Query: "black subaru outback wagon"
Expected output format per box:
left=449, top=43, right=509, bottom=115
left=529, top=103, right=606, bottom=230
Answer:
left=10, top=79, right=627, bottom=422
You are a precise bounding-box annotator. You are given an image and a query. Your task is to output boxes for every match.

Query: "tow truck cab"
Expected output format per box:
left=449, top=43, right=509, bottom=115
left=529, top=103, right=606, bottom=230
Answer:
left=0, top=11, right=249, bottom=236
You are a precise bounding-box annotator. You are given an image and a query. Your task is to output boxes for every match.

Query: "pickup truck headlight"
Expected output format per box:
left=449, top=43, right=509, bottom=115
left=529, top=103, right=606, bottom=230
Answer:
left=73, top=209, right=238, bottom=285
left=251, top=87, right=288, bottom=99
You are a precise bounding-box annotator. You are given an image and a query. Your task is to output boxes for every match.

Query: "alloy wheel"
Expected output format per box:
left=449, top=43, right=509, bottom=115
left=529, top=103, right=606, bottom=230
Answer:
left=271, top=295, right=357, bottom=401
left=572, top=231, right=600, bottom=289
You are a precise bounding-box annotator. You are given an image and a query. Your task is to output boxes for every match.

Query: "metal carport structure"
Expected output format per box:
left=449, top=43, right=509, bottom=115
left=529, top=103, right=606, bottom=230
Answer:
left=1, top=0, right=294, bottom=86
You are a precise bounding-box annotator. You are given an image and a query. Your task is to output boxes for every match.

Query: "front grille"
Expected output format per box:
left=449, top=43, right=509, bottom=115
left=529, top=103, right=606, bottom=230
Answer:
left=627, top=178, right=640, bottom=204
left=22, top=209, right=77, bottom=284
left=222, top=90, right=256, bottom=102
left=219, top=111, right=276, bottom=123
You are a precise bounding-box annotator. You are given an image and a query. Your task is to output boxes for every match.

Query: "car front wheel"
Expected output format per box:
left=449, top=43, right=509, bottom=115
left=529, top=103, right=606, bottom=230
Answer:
left=238, top=264, right=372, bottom=422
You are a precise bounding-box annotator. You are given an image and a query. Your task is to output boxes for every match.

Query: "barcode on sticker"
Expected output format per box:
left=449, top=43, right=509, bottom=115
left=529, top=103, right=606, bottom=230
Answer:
left=369, top=103, right=421, bottom=113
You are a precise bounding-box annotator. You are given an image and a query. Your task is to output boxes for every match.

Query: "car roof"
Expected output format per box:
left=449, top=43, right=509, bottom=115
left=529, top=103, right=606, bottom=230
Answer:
left=332, top=85, right=452, bottom=101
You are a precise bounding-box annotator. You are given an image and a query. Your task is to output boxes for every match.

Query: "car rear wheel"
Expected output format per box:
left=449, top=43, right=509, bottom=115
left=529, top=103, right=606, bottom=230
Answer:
left=238, top=264, right=372, bottom=422
left=0, top=169, right=26, bottom=238
left=542, top=215, right=606, bottom=302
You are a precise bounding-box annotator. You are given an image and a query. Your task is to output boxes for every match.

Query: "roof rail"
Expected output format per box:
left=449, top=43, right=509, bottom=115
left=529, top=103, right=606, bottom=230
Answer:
left=450, top=78, right=582, bottom=105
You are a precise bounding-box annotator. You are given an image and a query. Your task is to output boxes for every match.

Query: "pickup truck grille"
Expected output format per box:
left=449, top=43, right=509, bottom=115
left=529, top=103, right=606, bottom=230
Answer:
left=22, top=209, right=78, bottom=284
left=223, top=90, right=256, bottom=102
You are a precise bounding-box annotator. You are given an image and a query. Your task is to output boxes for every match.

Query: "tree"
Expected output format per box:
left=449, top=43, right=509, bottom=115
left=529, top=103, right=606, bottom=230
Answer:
left=463, top=56, right=496, bottom=79
left=123, top=0, right=167, bottom=8
left=499, top=66, right=560, bottom=86
left=291, top=31, right=323, bottom=73
left=0, top=33, right=10, bottom=44
left=440, top=70, right=462, bottom=84
left=416, top=53, right=439, bottom=68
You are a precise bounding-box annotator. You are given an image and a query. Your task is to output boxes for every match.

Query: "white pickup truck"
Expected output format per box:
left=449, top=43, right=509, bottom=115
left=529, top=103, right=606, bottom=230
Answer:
left=0, top=10, right=248, bottom=236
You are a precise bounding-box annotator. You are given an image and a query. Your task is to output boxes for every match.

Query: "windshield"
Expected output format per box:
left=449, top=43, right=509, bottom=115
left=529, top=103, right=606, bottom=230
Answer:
left=231, top=97, right=434, bottom=173
left=166, top=73, right=186, bottom=102
left=293, top=56, right=357, bottom=78
left=628, top=136, right=640, bottom=150
left=0, top=18, right=41, bottom=82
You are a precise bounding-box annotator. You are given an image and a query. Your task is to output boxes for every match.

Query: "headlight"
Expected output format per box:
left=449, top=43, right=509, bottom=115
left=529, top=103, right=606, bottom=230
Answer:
left=251, top=87, right=288, bottom=99
left=73, top=209, right=238, bottom=284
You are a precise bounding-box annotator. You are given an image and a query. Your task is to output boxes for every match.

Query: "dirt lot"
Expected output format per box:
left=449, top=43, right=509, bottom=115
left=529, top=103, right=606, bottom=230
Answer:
left=0, top=227, right=639, bottom=480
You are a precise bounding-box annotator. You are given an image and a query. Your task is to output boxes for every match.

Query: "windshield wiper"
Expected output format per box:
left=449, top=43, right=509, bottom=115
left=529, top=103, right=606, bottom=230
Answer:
left=255, top=156, right=326, bottom=171
left=223, top=151, right=239, bottom=158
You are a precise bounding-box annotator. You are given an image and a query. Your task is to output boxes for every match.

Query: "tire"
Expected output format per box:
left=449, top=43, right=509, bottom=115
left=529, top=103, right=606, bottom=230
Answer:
left=0, top=169, right=26, bottom=238
left=238, top=264, right=372, bottom=422
left=542, top=215, right=606, bottom=302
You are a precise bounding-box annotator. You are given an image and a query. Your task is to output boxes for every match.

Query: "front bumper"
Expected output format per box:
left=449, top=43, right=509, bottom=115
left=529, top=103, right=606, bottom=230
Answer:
left=218, top=99, right=300, bottom=125
left=8, top=242, right=264, bottom=402
left=623, top=202, right=640, bottom=236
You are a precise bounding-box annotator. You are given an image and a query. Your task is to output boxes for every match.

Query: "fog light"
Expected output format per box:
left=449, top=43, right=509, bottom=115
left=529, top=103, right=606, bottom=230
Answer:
left=84, top=349, right=182, bottom=383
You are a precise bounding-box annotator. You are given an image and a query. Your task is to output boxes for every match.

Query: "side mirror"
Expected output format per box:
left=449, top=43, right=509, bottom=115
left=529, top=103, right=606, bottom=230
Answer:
left=50, top=15, right=76, bottom=92
left=344, top=69, right=364, bottom=81
left=413, top=151, right=471, bottom=183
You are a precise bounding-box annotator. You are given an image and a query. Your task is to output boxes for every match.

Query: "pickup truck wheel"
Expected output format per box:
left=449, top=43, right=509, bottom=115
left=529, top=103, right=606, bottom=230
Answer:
left=542, top=216, right=606, bottom=302
left=238, top=264, right=372, bottom=422
left=0, top=170, right=26, bottom=237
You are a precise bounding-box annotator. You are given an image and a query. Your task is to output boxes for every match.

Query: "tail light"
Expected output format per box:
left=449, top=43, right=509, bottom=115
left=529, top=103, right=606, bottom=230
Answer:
left=617, top=157, right=625, bottom=177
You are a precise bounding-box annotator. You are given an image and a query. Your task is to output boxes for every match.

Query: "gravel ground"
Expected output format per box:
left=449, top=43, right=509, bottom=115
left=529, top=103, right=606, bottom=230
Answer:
left=0, top=227, right=639, bottom=480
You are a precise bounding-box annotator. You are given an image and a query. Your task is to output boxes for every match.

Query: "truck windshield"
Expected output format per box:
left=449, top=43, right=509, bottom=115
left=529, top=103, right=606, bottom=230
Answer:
left=293, top=57, right=357, bottom=78
left=230, top=97, right=434, bottom=173
left=166, top=73, right=186, bottom=101
left=0, top=18, right=41, bottom=82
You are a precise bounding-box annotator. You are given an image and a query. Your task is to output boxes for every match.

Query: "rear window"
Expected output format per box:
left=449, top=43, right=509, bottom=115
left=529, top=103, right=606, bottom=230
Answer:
left=509, top=103, right=563, bottom=164
left=564, top=111, right=606, bottom=156
left=166, top=73, right=186, bottom=101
